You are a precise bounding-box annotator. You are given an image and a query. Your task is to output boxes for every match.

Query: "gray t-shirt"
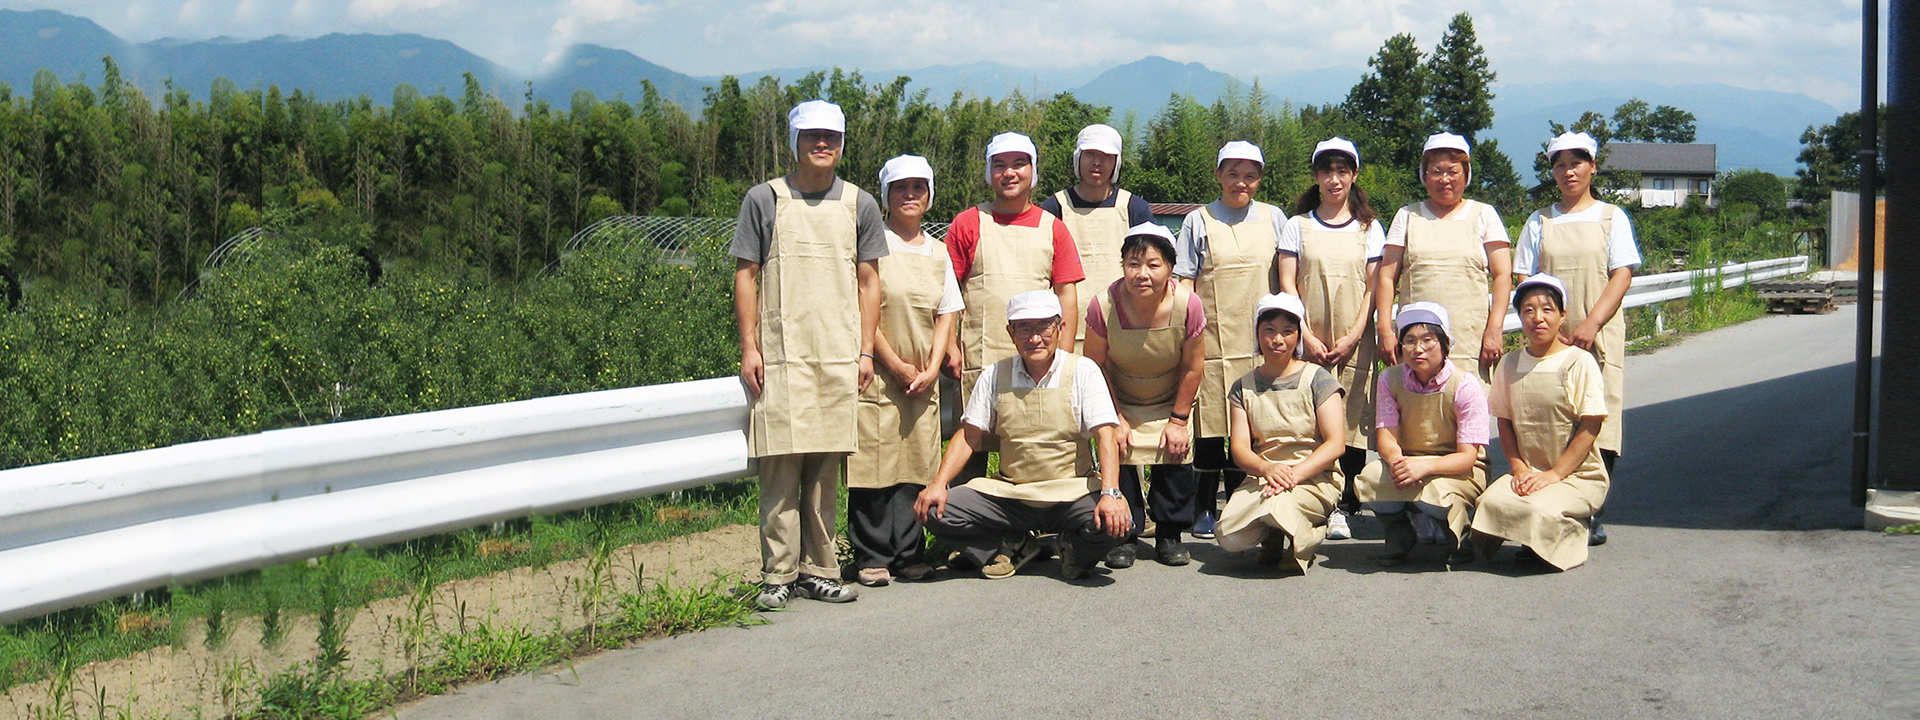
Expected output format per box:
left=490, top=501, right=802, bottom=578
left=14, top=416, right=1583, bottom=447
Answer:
left=728, top=177, right=887, bottom=264
left=1227, top=365, right=1344, bottom=412
left=1172, top=201, right=1288, bottom=279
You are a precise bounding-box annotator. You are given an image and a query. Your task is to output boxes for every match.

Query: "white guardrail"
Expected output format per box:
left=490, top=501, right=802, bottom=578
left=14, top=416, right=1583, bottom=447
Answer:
left=0, top=255, right=1810, bottom=624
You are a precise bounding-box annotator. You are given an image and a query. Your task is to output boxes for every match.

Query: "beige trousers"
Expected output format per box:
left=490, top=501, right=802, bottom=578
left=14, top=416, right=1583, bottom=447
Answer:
left=757, top=452, right=844, bottom=583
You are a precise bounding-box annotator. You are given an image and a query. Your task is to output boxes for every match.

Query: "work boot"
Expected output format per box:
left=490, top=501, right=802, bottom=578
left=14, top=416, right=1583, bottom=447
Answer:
left=1155, top=533, right=1191, bottom=566
left=1104, top=542, right=1137, bottom=569
left=1375, top=511, right=1416, bottom=567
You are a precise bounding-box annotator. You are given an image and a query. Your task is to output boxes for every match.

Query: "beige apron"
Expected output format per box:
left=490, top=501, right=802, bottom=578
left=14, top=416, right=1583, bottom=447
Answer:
left=1099, top=283, right=1192, bottom=466
left=1195, top=202, right=1280, bottom=439
left=963, top=353, right=1098, bottom=503
left=1216, top=364, right=1344, bottom=572
left=1537, top=209, right=1626, bottom=454
left=1356, top=364, right=1489, bottom=541
left=1054, top=188, right=1134, bottom=343
left=1471, top=349, right=1611, bottom=570
left=849, top=232, right=947, bottom=488
left=749, top=177, right=861, bottom=457
left=1298, top=218, right=1378, bottom=450
left=1399, top=200, right=1493, bottom=382
left=960, top=206, right=1058, bottom=408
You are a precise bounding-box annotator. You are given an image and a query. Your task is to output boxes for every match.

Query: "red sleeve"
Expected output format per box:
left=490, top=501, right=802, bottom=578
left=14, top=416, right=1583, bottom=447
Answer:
left=1049, top=218, right=1085, bottom=285
left=945, top=209, right=979, bottom=282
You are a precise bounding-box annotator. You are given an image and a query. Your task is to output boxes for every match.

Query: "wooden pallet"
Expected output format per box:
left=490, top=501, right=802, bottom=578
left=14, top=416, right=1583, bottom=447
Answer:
left=1755, top=279, right=1836, bottom=314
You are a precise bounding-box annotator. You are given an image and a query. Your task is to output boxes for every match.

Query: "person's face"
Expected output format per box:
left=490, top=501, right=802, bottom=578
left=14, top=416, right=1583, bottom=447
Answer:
left=1121, top=246, right=1172, bottom=296
left=1399, top=325, right=1447, bottom=375
left=1008, top=317, right=1060, bottom=360
left=1422, top=157, right=1466, bottom=206
left=1518, top=291, right=1565, bottom=345
left=1216, top=159, right=1262, bottom=208
left=990, top=152, right=1035, bottom=202
left=1552, top=151, right=1595, bottom=200
left=1314, top=160, right=1354, bottom=206
left=1077, top=150, right=1117, bottom=188
left=796, top=129, right=843, bottom=170
left=887, top=177, right=930, bottom=222
left=1257, top=314, right=1300, bottom=361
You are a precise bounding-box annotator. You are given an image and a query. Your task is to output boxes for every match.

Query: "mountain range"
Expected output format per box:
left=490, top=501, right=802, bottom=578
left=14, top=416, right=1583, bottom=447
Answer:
left=0, top=8, right=1836, bottom=175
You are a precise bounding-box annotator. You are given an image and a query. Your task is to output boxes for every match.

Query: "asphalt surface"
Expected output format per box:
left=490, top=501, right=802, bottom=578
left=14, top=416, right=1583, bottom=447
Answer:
left=399, top=307, right=1917, bottom=720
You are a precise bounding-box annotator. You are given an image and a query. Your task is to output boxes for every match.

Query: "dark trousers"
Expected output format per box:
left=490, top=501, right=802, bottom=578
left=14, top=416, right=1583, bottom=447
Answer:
left=847, top=484, right=926, bottom=571
left=1120, top=463, right=1197, bottom=537
left=925, top=486, right=1124, bottom=567
left=1596, top=450, right=1619, bottom=521
left=1192, top=437, right=1246, bottom=515
left=1337, top=447, right=1368, bottom=513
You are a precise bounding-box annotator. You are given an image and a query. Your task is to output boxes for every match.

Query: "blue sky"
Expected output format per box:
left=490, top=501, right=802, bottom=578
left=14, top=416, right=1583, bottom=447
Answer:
left=0, top=0, right=1886, bottom=106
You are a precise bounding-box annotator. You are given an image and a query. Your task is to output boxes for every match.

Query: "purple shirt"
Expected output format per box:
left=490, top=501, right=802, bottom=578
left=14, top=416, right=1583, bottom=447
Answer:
left=1373, top=361, right=1490, bottom=447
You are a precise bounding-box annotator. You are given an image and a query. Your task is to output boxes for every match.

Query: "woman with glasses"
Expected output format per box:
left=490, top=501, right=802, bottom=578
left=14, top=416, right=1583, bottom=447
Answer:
left=1356, top=302, right=1490, bottom=566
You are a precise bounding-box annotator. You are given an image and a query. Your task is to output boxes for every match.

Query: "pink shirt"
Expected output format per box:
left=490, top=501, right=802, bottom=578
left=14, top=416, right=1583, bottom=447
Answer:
left=1373, top=361, right=1491, bottom=446
left=1084, top=279, right=1207, bottom=341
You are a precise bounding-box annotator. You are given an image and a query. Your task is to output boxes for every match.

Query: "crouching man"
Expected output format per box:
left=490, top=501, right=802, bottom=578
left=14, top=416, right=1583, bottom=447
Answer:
left=915, top=290, right=1129, bottom=580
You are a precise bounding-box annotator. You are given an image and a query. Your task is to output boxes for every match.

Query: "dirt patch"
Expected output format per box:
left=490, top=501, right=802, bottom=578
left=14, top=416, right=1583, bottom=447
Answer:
left=3, top=524, right=759, bottom=719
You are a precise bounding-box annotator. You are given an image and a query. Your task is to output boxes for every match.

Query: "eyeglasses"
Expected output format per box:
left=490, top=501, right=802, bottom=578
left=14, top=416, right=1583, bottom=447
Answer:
left=1399, top=335, right=1443, bottom=350
left=1010, top=321, right=1059, bottom=338
left=1423, top=169, right=1463, bottom=181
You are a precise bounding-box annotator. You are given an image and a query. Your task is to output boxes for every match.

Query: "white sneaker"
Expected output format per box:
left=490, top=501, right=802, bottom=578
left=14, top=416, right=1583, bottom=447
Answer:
left=1327, top=510, right=1352, bottom=540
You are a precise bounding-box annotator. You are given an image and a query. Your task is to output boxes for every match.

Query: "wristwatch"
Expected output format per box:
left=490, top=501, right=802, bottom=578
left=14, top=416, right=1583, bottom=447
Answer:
left=1099, top=488, right=1125, bottom=500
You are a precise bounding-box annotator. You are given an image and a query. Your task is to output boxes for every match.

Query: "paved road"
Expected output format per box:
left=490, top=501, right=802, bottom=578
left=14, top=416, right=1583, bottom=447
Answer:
left=400, top=307, right=1917, bottom=719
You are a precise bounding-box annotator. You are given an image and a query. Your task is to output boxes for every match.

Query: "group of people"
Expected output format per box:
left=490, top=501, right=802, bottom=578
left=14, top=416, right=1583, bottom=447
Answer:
left=730, top=99, right=1639, bottom=608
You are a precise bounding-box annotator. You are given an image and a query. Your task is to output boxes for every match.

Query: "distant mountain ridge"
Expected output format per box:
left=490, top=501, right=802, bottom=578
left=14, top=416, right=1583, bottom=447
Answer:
left=0, top=8, right=1835, bottom=174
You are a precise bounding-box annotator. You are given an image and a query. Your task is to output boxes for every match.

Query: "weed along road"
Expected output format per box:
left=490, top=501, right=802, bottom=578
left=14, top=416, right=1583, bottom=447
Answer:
left=397, top=306, right=1916, bottom=720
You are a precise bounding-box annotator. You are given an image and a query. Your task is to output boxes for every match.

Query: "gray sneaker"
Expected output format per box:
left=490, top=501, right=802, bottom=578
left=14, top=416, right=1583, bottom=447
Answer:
left=755, top=581, right=793, bottom=610
left=794, top=575, right=859, bottom=603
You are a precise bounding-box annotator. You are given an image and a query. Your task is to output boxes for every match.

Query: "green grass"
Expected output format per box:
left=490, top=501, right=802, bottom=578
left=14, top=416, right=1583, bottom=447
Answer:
left=1626, top=285, right=1769, bottom=354
left=0, top=481, right=758, bottom=693
left=1884, top=523, right=1920, bottom=535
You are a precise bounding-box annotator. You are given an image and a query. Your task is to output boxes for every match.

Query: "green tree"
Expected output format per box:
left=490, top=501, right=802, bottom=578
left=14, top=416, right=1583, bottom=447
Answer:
left=1611, top=98, right=1697, bottom=142
left=1033, top=92, right=1110, bottom=196
left=1716, top=169, right=1786, bottom=214
left=1795, top=106, right=1885, bottom=201
left=1345, top=33, right=1431, bottom=171
left=1425, top=13, right=1496, bottom=144
left=1472, top=139, right=1527, bottom=218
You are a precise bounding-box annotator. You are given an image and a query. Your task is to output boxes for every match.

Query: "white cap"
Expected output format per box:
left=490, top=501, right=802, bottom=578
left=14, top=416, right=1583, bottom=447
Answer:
left=1073, top=124, right=1124, bottom=183
left=787, top=100, right=846, bottom=157
left=1423, top=132, right=1471, bottom=155
left=1515, top=274, right=1568, bottom=307
left=878, top=154, right=935, bottom=203
left=1217, top=140, right=1264, bottom=168
left=985, top=131, right=1039, bottom=185
left=1312, top=137, right=1361, bottom=169
left=1547, top=132, right=1599, bottom=162
left=1395, top=301, right=1452, bottom=343
left=1254, top=292, right=1307, bottom=327
left=1124, top=222, right=1175, bottom=244
left=1006, top=289, right=1063, bottom=321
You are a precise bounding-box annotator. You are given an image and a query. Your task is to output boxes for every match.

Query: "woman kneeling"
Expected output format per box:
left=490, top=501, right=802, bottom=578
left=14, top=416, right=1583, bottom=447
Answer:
left=1216, top=293, right=1347, bottom=571
left=1359, top=302, right=1490, bottom=567
left=1471, top=275, right=1610, bottom=571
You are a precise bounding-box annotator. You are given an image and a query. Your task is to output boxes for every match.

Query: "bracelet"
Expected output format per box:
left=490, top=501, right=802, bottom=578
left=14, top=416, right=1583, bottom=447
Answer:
left=1170, top=411, right=1190, bottom=422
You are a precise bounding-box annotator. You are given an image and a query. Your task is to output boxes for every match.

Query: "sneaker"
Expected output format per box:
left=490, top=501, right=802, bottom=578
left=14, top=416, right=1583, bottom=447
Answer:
left=1191, top=510, right=1218, bottom=539
left=1327, top=510, right=1352, bottom=540
left=1589, top=518, right=1608, bottom=546
left=855, top=567, right=891, bottom=587
left=755, top=581, right=793, bottom=610
left=794, top=574, right=859, bottom=603
left=1104, top=542, right=1137, bottom=569
left=981, top=538, right=1042, bottom=580
left=1155, top=535, right=1191, bottom=566
left=895, top=563, right=933, bottom=582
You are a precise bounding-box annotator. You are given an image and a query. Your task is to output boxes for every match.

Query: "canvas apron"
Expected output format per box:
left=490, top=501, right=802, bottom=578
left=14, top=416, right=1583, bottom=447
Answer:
left=1537, top=210, right=1626, bottom=454
left=848, top=232, right=947, bottom=488
left=1195, top=202, right=1279, bottom=439
left=1101, top=283, right=1192, bottom=466
left=1054, top=188, right=1134, bottom=343
left=1471, top=350, right=1611, bottom=570
left=1216, top=364, right=1344, bottom=572
left=1355, top=364, right=1489, bottom=541
left=748, top=177, right=861, bottom=457
left=1299, top=221, right=1378, bottom=450
left=1399, top=201, right=1492, bottom=382
left=961, top=207, right=1057, bottom=407
left=963, top=354, right=1098, bottom=503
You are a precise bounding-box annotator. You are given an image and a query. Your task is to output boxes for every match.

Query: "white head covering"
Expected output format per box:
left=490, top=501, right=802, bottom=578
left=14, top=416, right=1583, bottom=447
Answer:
left=787, top=100, right=846, bottom=157
left=1514, top=273, right=1569, bottom=308
left=1006, top=289, right=1063, bottom=321
left=1217, top=140, right=1264, bottom=169
left=1073, top=124, right=1124, bottom=184
left=1124, top=222, right=1176, bottom=245
left=1547, top=132, right=1600, bottom=162
left=1312, top=137, right=1361, bottom=170
left=1254, top=292, right=1308, bottom=356
left=1422, top=132, right=1471, bottom=155
left=878, top=154, right=935, bottom=205
left=1395, top=301, right=1452, bottom=343
left=985, top=131, right=1039, bottom=186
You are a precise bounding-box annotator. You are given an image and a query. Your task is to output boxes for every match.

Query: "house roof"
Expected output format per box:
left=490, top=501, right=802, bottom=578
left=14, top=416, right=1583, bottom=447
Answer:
left=1150, top=203, right=1205, bottom=217
left=1602, top=142, right=1717, bottom=175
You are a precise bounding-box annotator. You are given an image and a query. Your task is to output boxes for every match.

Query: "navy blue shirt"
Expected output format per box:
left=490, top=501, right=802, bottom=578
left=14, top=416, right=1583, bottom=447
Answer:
left=1040, top=187, right=1155, bottom=228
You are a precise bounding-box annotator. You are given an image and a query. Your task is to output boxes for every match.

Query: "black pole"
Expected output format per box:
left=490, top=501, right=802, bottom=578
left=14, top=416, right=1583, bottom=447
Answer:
left=1852, top=0, right=1878, bottom=507
left=1880, top=0, right=1920, bottom=497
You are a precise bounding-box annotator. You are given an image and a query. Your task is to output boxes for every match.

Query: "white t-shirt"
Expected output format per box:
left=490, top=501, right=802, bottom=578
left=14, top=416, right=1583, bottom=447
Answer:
left=886, top=230, right=966, bottom=315
left=1383, top=201, right=1509, bottom=249
left=961, top=351, right=1119, bottom=435
left=1277, top=210, right=1387, bottom=261
left=1511, top=203, right=1643, bottom=275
